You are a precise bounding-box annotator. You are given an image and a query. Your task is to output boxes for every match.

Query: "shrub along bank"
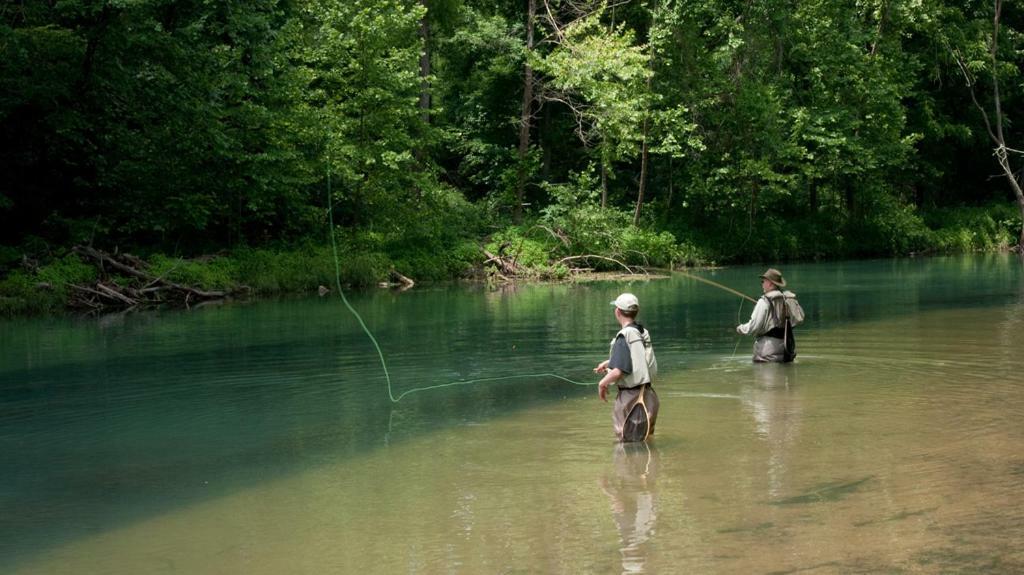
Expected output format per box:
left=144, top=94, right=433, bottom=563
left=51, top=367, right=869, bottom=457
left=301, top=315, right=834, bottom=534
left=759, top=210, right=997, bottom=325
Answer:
left=0, top=202, right=1018, bottom=318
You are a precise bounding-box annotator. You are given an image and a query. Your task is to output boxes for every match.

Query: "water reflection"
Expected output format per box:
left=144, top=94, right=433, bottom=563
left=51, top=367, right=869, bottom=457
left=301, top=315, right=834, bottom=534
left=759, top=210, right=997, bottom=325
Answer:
left=740, top=364, right=802, bottom=498
left=600, top=442, right=659, bottom=574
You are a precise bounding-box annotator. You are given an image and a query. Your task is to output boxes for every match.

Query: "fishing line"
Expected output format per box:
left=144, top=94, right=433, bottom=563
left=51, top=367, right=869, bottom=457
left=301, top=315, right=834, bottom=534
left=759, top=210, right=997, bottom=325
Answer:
left=326, top=162, right=591, bottom=404
left=672, top=268, right=757, bottom=304
left=671, top=268, right=754, bottom=358
left=732, top=298, right=745, bottom=358
left=326, top=165, right=756, bottom=401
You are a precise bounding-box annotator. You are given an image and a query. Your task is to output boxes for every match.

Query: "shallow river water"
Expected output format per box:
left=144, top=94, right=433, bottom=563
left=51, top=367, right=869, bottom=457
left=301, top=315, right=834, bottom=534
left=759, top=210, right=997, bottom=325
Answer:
left=2, top=255, right=1023, bottom=574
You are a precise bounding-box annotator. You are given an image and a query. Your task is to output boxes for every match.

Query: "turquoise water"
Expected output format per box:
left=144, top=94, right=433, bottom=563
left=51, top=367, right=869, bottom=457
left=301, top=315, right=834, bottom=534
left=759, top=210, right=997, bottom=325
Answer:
left=2, top=255, right=1023, bottom=573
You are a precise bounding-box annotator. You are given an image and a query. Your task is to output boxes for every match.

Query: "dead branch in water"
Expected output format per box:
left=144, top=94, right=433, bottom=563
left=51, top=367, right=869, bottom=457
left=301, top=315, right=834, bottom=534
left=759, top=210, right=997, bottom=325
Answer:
left=554, top=254, right=645, bottom=275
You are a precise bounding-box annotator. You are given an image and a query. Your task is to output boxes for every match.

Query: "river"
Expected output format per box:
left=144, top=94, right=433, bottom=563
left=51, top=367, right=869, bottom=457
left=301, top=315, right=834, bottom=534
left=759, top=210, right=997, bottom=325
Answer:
left=2, top=254, right=1022, bottom=573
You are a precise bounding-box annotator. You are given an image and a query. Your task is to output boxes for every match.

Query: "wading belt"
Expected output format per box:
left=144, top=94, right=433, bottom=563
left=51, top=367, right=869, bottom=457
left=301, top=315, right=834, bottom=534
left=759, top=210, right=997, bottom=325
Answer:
left=617, top=381, right=653, bottom=391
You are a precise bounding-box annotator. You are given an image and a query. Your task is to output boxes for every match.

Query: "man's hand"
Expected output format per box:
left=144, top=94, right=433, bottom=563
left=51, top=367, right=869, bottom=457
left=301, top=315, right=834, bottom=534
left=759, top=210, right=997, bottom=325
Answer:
left=594, top=360, right=609, bottom=374
left=597, top=367, right=621, bottom=402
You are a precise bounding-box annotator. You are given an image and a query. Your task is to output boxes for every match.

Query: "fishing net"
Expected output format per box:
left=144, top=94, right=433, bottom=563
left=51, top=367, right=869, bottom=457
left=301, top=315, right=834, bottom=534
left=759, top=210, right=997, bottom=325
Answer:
left=621, top=393, right=651, bottom=443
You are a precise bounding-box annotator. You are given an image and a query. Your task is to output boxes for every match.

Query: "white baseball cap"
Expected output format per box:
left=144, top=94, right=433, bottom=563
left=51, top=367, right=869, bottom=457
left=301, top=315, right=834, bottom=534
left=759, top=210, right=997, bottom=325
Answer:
left=610, top=293, right=639, bottom=312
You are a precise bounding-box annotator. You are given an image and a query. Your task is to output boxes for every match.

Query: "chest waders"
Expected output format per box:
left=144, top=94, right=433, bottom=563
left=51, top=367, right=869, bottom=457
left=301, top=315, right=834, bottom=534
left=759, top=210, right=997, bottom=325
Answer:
left=611, top=325, right=657, bottom=442
left=621, top=383, right=653, bottom=442
left=762, top=293, right=796, bottom=362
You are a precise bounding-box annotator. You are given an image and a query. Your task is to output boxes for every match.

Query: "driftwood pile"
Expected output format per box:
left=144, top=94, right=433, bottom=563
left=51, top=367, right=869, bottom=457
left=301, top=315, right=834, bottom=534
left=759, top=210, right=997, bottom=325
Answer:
left=482, top=247, right=645, bottom=282
left=68, top=245, right=247, bottom=311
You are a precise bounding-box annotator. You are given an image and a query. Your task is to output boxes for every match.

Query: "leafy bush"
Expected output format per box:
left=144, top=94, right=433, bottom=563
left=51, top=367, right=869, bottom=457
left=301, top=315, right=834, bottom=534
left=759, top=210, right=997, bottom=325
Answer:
left=534, top=168, right=698, bottom=270
left=0, top=272, right=52, bottom=315
left=923, top=204, right=1020, bottom=252
left=149, top=254, right=238, bottom=290
left=484, top=227, right=552, bottom=269
left=618, top=227, right=681, bottom=267
left=233, top=246, right=351, bottom=292
left=0, top=254, right=95, bottom=316
left=851, top=193, right=933, bottom=256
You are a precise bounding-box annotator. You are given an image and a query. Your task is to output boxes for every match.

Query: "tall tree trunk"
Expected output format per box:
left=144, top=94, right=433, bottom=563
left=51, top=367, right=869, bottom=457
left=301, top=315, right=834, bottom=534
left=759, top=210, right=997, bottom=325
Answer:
left=412, top=0, right=431, bottom=202
left=869, top=0, right=889, bottom=57
left=541, top=103, right=551, bottom=181
left=514, top=0, right=536, bottom=224
left=418, top=0, right=431, bottom=125
left=601, top=148, right=609, bottom=208
left=987, top=0, right=1024, bottom=247
left=995, top=146, right=1024, bottom=247
left=634, top=0, right=660, bottom=226
left=633, top=118, right=649, bottom=226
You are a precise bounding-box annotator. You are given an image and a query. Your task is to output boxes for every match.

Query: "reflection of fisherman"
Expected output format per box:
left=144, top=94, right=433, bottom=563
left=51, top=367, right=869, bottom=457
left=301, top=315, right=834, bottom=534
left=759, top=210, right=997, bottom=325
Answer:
left=599, top=442, right=659, bottom=574
left=742, top=363, right=801, bottom=499
left=736, top=268, right=805, bottom=363
left=595, top=293, right=660, bottom=441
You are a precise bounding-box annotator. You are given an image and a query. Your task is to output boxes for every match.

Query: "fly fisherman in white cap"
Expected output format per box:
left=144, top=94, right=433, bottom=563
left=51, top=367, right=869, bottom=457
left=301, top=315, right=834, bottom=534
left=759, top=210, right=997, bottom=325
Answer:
left=594, top=293, right=660, bottom=442
left=736, top=268, right=805, bottom=363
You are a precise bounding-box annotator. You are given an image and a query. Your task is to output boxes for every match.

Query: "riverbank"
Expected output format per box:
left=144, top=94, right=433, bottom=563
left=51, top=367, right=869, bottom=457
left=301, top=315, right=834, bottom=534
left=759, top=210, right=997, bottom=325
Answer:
left=0, top=203, right=1019, bottom=318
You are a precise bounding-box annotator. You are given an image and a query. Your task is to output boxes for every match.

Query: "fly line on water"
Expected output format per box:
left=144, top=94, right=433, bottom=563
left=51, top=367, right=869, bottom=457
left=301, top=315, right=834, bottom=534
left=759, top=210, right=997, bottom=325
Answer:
left=325, top=164, right=592, bottom=403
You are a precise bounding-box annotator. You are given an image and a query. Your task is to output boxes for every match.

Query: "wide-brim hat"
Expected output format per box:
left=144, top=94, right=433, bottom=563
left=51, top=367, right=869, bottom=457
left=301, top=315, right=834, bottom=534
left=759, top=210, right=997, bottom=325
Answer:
left=760, top=268, right=786, bottom=288
left=611, top=292, right=639, bottom=312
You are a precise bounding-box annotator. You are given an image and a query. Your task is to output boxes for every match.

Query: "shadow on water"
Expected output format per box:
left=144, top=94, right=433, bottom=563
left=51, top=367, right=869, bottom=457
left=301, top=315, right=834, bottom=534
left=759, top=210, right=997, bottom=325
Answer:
left=0, top=300, right=595, bottom=571
left=769, top=476, right=874, bottom=506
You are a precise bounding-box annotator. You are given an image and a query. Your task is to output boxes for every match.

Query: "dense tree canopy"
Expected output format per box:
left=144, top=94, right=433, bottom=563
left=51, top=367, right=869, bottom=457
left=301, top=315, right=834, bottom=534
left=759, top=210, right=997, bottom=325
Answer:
left=1, top=0, right=1021, bottom=278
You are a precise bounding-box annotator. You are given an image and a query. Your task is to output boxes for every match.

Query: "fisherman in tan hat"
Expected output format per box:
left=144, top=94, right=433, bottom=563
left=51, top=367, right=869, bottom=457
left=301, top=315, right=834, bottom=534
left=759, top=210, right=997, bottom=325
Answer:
left=595, top=293, right=660, bottom=441
left=736, top=268, right=805, bottom=362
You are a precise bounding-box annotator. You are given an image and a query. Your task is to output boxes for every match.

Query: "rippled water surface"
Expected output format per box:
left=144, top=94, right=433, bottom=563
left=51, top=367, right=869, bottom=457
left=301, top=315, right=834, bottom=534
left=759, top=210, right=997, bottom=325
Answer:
left=2, top=255, right=1023, bottom=574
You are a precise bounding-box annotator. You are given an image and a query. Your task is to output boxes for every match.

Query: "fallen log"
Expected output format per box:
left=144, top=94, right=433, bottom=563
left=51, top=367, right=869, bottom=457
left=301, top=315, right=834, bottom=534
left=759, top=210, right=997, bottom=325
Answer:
left=482, top=248, right=519, bottom=276
left=95, top=282, right=138, bottom=306
left=389, top=269, right=415, bottom=288
left=69, top=245, right=248, bottom=311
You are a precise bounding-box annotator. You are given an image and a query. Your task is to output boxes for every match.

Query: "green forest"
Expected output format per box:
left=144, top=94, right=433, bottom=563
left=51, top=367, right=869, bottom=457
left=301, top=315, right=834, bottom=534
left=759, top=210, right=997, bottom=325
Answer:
left=1, top=0, right=1022, bottom=314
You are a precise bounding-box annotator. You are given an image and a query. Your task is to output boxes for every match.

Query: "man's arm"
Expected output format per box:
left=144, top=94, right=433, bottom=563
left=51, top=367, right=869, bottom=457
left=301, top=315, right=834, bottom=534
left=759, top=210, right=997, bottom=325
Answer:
left=597, top=368, right=623, bottom=402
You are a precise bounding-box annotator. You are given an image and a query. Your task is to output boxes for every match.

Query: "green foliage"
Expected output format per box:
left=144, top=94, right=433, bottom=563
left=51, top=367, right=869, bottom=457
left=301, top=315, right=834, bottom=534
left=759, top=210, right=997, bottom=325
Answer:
left=473, top=166, right=704, bottom=275
left=35, top=254, right=96, bottom=290
left=924, top=204, right=1021, bottom=252
left=233, top=247, right=341, bottom=293
left=538, top=14, right=652, bottom=163
left=434, top=8, right=526, bottom=204
left=0, top=245, right=20, bottom=275
left=485, top=228, right=550, bottom=269
left=379, top=185, right=487, bottom=281
left=848, top=192, right=933, bottom=256
left=312, top=0, right=428, bottom=229
left=1, top=0, right=1022, bottom=317
left=0, top=254, right=95, bottom=316
left=1, top=0, right=322, bottom=250
left=0, top=272, right=45, bottom=316
left=617, top=227, right=684, bottom=268
left=148, top=255, right=239, bottom=291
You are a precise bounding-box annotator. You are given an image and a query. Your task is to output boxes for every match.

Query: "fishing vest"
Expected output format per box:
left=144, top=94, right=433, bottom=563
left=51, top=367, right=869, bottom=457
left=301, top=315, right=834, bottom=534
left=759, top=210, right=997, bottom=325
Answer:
left=762, top=290, right=804, bottom=338
left=765, top=290, right=804, bottom=326
left=609, top=325, right=658, bottom=389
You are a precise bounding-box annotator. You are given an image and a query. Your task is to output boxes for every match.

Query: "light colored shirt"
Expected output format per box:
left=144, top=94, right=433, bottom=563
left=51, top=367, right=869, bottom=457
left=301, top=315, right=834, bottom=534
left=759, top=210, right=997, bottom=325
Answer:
left=736, top=294, right=780, bottom=337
